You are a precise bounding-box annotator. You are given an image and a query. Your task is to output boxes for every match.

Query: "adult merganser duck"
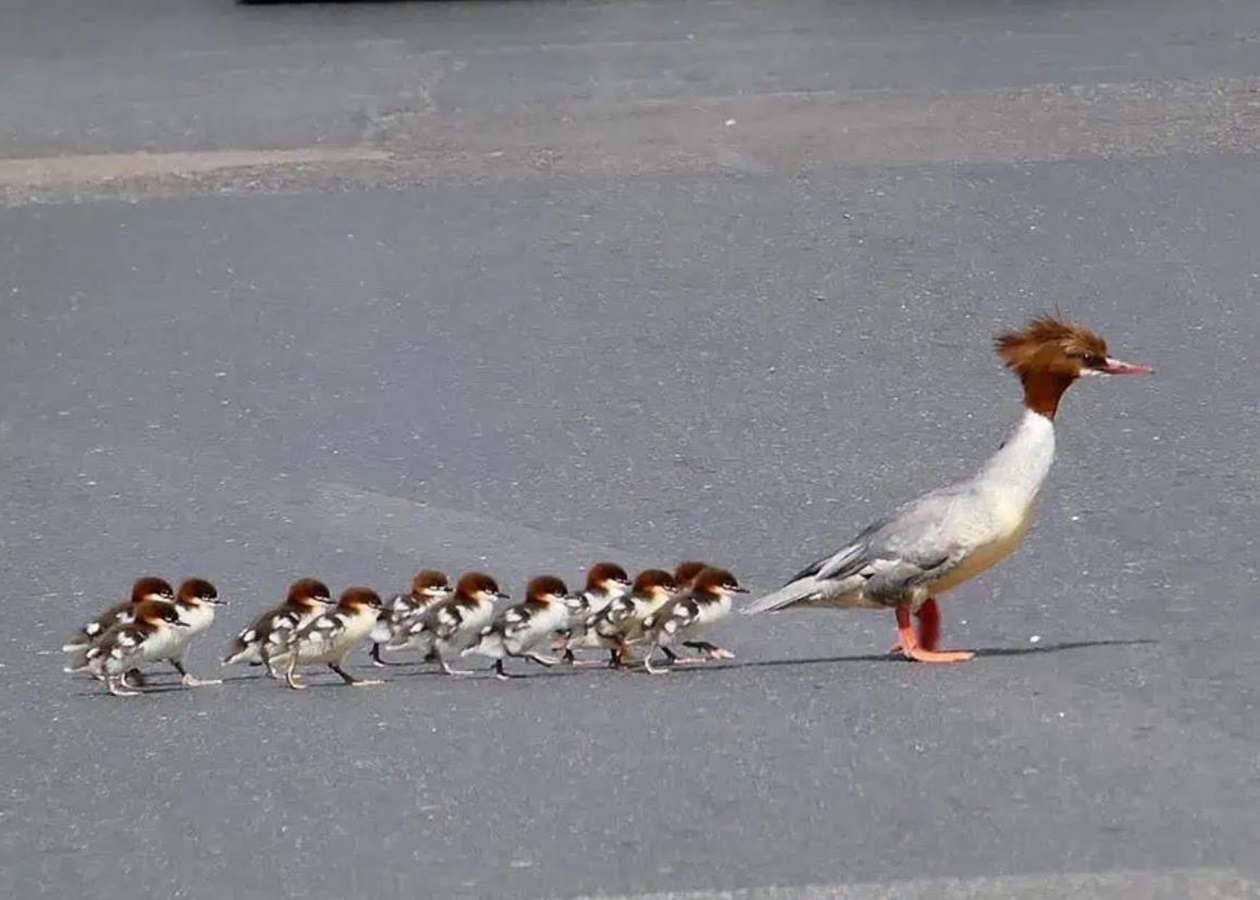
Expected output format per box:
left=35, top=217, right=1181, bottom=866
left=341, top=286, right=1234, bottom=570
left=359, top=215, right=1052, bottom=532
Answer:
left=743, top=316, right=1152, bottom=662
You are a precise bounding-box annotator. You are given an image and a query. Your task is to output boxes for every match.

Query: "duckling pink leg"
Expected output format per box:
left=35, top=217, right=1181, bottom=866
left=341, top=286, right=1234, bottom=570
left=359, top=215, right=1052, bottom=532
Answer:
left=894, top=607, right=973, bottom=663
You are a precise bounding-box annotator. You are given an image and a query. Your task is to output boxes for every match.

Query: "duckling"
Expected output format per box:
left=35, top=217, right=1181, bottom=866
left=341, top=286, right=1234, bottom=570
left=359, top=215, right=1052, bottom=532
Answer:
left=463, top=575, right=573, bottom=680
left=368, top=570, right=452, bottom=667
left=277, top=587, right=385, bottom=690
left=642, top=566, right=745, bottom=674
left=557, top=562, right=632, bottom=665
left=62, top=576, right=175, bottom=677
left=404, top=572, right=505, bottom=676
left=578, top=569, right=678, bottom=668
left=221, top=578, right=334, bottom=678
left=161, top=578, right=225, bottom=687
left=78, top=600, right=191, bottom=697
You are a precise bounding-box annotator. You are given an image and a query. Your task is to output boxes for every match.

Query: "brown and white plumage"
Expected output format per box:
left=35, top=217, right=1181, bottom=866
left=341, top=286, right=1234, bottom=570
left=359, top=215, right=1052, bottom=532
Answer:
left=369, top=570, right=453, bottom=666
left=577, top=569, right=678, bottom=668
left=463, top=575, right=574, bottom=679
left=161, top=578, right=225, bottom=687
left=276, top=587, right=385, bottom=690
left=75, top=600, right=191, bottom=697
left=673, top=561, right=710, bottom=593
left=62, top=576, right=175, bottom=674
left=404, top=572, right=506, bottom=676
left=557, top=562, right=632, bottom=665
left=642, top=567, right=745, bottom=674
left=222, top=578, right=334, bottom=678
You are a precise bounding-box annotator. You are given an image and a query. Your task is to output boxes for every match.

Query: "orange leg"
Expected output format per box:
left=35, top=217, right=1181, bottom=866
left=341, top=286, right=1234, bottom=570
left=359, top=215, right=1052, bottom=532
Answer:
left=894, top=605, right=973, bottom=664
left=916, top=597, right=942, bottom=651
left=886, top=597, right=944, bottom=653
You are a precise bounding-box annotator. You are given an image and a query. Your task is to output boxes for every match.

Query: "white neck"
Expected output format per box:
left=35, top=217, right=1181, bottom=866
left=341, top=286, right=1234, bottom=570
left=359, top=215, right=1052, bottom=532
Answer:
left=975, top=408, right=1056, bottom=505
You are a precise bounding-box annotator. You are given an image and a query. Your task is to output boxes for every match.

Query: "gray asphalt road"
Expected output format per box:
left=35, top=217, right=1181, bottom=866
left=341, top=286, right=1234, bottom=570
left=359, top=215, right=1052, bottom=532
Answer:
left=3, top=1, right=1260, bottom=898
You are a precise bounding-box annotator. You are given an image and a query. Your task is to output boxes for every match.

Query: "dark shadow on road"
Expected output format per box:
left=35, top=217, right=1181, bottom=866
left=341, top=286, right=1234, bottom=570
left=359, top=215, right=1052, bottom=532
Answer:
left=70, top=639, right=1160, bottom=694
left=655, top=638, right=1159, bottom=674
left=972, top=638, right=1158, bottom=658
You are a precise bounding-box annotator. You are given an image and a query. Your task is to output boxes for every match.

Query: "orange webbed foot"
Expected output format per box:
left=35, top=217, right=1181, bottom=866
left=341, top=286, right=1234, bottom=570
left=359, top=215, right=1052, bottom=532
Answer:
left=894, top=604, right=973, bottom=664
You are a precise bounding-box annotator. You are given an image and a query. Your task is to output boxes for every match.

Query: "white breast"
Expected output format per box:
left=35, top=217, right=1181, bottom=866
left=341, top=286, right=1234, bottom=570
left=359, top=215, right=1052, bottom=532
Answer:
left=926, top=409, right=1056, bottom=596
left=446, top=600, right=495, bottom=651
left=177, top=602, right=217, bottom=639
left=515, top=603, right=568, bottom=652
left=136, top=626, right=184, bottom=666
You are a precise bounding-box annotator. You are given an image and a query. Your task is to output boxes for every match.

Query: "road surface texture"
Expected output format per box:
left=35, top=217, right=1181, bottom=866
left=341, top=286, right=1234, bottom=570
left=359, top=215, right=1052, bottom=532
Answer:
left=2, top=0, right=1260, bottom=898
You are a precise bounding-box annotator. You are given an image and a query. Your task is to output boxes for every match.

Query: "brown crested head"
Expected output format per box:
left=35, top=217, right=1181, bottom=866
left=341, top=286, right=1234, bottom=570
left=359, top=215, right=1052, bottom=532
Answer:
left=995, top=315, right=1152, bottom=418
left=631, top=569, right=678, bottom=598
left=526, top=575, right=570, bottom=602
left=135, top=598, right=186, bottom=628
left=287, top=578, right=333, bottom=607
left=411, top=569, right=450, bottom=596
left=338, top=587, right=383, bottom=612
left=693, top=566, right=748, bottom=596
left=674, top=560, right=709, bottom=590
left=176, top=578, right=219, bottom=604
left=455, top=572, right=507, bottom=601
left=585, top=562, right=630, bottom=593
left=131, top=576, right=175, bottom=604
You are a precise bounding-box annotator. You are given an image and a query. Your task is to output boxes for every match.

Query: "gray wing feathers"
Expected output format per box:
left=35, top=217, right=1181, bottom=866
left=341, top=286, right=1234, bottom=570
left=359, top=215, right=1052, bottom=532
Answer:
left=743, top=489, right=971, bottom=615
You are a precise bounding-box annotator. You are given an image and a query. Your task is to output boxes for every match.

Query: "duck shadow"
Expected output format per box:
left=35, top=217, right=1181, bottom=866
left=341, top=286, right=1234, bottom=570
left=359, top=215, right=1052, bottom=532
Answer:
left=691, top=637, right=1158, bottom=672
left=353, top=639, right=1160, bottom=681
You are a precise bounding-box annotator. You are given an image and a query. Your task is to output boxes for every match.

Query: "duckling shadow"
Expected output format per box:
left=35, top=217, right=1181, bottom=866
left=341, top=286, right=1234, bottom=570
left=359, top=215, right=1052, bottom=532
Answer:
left=75, top=682, right=193, bottom=699
left=361, top=664, right=466, bottom=680
left=73, top=671, right=273, bottom=697
left=671, top=638, right=1159, bottom=673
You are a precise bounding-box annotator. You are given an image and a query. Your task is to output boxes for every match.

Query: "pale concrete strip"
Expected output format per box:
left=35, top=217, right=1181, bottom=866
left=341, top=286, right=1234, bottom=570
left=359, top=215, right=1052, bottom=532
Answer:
left=0, top=146, right=389, bottom=189
left=565, top=868, right=1260, bottom=900
left=1, top=76, right=1257, bottom=202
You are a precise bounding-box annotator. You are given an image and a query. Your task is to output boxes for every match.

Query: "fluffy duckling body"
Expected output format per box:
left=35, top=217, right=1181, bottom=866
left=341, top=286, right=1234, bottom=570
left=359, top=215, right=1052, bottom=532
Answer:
left=642, top=567, right=745, bottom=673
left=579, top=569, right=678, bottom=668
left=161, top=578, right=225, bottom=687
left=278, top=588, right=385, bottom=690
left=405, top=573, right=505, bottom=676
left=222, top=578, right=334, bottom=678
left=557, top=562, right=632, bottom=665
left=62, top=577, right=175, bottom=676
left=369, top=570, right=452, bottom=666
left=464, top=575, right=573, bottom=679
left=78, top=600, right=191, bottom=697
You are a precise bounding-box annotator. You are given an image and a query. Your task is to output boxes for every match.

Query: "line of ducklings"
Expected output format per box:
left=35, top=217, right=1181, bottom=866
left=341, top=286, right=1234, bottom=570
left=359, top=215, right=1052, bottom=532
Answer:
left=62, top=561, right=746, bottom=697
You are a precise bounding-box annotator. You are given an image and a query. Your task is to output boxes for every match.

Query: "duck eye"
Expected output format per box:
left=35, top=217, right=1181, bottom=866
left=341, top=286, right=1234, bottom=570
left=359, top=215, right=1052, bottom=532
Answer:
left=1081, top=353, right=1104, bottom=368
